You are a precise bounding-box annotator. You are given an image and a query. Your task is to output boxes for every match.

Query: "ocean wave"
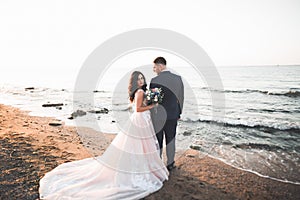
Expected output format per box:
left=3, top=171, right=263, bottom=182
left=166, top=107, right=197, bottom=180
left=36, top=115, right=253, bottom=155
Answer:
left=247, top=108, right=293, bottom=114
left=182, top=118, right=300, bottom=133
left=266, top=90, right=300, bottom=98
left=200, top=87, right=300, bottom=98
left=233, top=143, right=283, bottom=151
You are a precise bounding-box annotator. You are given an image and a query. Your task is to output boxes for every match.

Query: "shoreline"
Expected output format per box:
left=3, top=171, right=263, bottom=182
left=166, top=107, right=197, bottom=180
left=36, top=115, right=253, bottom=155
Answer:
left=211, top=155, right=300, bottom=186
left=1, top=85, right=299, bottom=185
left=0, top=103, right=299, bottom=199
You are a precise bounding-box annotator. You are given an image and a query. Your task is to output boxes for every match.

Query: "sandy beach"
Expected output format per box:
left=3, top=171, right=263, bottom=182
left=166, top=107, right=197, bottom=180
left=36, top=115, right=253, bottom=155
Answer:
left=0, top=104, right=299, bottom=200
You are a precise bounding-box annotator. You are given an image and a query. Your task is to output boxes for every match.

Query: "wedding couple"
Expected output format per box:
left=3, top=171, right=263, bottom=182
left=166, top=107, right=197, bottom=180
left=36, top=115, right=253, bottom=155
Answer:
left=39, top=57, right=184, bottom=199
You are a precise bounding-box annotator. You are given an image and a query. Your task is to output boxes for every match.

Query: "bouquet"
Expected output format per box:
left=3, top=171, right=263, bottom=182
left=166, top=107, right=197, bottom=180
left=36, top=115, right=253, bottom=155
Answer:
left=146, top=88, right=164, bottom=105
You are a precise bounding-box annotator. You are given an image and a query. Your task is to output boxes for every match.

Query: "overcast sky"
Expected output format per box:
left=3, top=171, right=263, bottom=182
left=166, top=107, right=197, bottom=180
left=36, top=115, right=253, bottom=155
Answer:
left=0, top=0, right=299, bottom=74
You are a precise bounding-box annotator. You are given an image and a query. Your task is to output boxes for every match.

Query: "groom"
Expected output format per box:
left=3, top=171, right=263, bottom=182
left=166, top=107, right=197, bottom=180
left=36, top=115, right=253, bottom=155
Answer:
left=150, top=57, right=184, bottom=171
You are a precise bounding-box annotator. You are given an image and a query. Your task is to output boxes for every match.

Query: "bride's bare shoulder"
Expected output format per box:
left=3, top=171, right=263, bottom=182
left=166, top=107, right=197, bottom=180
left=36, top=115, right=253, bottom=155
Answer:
left=134, top=89, right=145, bottom=99
left=136, top=89, right=144, bottom=94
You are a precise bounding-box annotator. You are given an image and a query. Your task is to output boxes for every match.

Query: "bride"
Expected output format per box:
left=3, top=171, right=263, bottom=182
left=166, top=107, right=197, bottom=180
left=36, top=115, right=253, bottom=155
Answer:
left=39, top=71, right=169, bottom=199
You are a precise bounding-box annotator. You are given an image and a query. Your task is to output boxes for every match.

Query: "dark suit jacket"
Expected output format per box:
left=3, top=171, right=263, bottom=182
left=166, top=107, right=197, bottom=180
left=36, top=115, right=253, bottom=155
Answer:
left=150, top=71, right=184, bottom=120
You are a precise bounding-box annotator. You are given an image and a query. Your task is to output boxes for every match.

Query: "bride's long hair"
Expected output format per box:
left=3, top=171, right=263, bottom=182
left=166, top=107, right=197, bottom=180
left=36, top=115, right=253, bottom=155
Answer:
left=128, top=71, right=147, bottom=102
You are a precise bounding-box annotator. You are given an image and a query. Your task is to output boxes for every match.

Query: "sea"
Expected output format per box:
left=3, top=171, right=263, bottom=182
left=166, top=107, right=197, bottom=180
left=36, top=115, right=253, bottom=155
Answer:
left=0, top=65, right=299, bottom=184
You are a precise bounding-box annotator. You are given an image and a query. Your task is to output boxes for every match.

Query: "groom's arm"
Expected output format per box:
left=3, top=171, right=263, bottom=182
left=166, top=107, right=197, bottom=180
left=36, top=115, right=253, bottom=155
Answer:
left=149, top=81, right=154, bottom=89
left=178, top=76, right=184, bottom=118
left=149, top=78, right=159, bottom=90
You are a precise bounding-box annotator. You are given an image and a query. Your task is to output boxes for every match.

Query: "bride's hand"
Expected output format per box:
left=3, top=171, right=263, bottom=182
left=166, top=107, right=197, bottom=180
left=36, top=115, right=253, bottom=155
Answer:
left=149, top=103, right=158, bottom=109
left=148, top=104, right=155, bottom=109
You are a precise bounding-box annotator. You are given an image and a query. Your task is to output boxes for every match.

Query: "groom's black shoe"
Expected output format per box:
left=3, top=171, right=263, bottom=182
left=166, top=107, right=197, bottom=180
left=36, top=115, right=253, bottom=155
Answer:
left=167, top=162, right=176, bottom=171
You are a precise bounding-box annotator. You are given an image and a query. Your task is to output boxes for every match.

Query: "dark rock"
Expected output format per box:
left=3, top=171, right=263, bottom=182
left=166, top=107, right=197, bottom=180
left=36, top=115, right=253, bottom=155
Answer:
left=70, top=110, right=87, bottom=119
left=93, top=90, right=104, bottom=93
left=186, top=154, right=196, bottom=158
left=56, top=106, right=62, bottom=110
left=88, top=108, right=109, bottom=114
left=49, top=121, right=62, bottom=126
left=182, top=131, right=192, bottom=136
left=190, top=145, right=201, bottom=151
left=25, top=87, right=35, bottom=91
left=42, top=103, right=64, bottom=107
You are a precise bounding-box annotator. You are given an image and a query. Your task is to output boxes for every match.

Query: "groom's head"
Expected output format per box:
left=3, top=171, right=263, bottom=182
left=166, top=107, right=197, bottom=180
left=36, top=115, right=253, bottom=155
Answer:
left=153, top=57, right=167, bottom=75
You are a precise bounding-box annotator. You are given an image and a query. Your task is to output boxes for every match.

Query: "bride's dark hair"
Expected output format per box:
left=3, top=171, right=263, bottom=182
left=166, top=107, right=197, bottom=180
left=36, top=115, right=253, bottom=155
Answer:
left=128, top=71, right=147, bottom=102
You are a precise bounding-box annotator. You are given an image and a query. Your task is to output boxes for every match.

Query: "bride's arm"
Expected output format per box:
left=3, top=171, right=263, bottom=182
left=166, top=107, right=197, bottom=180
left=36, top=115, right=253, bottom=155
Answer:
left=135, top=89, right=154, bottom=112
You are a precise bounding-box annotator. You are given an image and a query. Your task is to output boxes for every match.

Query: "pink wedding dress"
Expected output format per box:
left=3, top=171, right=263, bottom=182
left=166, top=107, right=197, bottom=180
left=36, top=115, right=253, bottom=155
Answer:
left=39, top=100, right=169, bottom=199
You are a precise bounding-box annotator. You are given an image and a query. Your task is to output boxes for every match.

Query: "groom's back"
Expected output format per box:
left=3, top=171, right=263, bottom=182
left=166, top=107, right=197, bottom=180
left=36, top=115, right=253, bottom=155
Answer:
left=150, top=71, right=184, bottom=120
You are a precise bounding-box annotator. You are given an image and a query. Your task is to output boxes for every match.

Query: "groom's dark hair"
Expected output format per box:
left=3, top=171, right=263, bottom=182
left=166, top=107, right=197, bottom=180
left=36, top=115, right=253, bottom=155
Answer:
left=153, top=57, right=167, bottom=65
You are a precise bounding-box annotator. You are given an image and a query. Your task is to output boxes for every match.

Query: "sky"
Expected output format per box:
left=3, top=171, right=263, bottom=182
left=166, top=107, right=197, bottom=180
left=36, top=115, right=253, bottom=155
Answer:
left=0, top=0, right=299, bottom=88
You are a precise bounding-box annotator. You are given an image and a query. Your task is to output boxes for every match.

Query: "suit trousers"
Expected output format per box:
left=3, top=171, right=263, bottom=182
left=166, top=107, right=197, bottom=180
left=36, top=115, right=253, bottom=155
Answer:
left=154, top=119, right=178, bottom=166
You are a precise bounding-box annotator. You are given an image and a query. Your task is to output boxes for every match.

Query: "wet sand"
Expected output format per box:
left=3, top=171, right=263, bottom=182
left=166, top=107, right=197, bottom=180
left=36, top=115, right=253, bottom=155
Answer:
left=0, top=104, right=299, bottom=199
